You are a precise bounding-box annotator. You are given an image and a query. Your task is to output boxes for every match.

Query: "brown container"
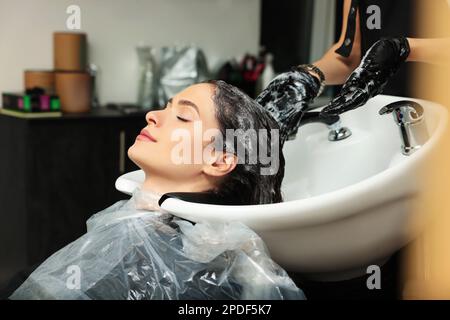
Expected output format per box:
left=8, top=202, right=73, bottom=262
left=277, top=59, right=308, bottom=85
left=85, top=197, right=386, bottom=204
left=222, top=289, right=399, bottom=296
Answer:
left=24, top=70, right=55, bottom=94
left=55, top=72, right=91, bottom=113
left=54, top=32, right=87, bottom=71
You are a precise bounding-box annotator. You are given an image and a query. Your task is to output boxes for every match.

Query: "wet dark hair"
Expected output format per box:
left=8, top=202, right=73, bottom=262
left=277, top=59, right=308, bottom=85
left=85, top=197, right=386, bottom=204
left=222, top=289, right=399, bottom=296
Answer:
left=204, top=80, right=285, bottom=205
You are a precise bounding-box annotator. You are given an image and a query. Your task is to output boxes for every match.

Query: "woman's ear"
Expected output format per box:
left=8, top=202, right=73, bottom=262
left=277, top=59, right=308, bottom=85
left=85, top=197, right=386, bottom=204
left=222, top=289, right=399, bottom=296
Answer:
left=202, top=152, right=238, bottom=178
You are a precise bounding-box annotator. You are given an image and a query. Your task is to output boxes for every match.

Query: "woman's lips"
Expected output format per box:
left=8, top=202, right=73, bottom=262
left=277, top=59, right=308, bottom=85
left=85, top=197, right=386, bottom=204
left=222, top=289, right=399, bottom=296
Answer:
left=136, top=129, right=157, bottom=142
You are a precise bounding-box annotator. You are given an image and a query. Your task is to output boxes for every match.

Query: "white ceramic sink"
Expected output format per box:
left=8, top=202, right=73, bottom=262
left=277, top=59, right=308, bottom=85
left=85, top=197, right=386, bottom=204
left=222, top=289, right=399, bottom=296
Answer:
left=283, top=96, right=423, bottom=200
left=116, top=95, right=448, bottom=280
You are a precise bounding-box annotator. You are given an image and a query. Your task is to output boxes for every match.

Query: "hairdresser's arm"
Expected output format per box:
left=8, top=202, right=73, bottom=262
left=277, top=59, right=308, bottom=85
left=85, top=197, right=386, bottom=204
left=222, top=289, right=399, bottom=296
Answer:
left=255, top=0, right=362, bottom=140
left=407, top=38, right=450, bottom=65
left=312, top=0, right=362, bottom=85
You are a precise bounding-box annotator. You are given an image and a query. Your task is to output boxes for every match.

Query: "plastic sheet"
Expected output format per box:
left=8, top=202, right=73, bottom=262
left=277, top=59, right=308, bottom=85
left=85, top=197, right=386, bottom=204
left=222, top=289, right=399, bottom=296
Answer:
left=10, top=189, right=305, bottom=300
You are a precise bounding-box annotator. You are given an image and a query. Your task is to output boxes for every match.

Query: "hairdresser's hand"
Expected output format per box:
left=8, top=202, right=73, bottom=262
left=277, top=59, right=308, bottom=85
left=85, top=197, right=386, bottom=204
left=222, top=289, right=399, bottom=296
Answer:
left=321, top=37, right=410, bottom=116
left=256, top=68, right=321, bottom=142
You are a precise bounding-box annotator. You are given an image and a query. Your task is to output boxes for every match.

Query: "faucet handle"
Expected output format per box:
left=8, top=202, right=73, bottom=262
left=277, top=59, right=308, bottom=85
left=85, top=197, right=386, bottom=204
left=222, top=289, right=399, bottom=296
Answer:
left=379, top=100, right=428, bottom=156
left=378, top=100, right=424, bottom=125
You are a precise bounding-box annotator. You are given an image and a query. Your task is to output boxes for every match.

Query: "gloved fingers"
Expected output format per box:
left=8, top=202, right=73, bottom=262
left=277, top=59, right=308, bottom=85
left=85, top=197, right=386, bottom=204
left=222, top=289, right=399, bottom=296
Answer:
left=255, top=88, right=272, bottom=106
left=256, top=70, right=319, bottom=106
left=258, top=85, right=304, bottom=113
left=320, top=89, right=369, bottom=116
left=256, top=80, right=289, bottom=107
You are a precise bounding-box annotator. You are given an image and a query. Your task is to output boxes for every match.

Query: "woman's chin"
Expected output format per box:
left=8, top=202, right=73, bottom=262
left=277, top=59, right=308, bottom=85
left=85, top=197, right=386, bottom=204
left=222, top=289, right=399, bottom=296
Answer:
left=127, top=146, right=149, bottom=172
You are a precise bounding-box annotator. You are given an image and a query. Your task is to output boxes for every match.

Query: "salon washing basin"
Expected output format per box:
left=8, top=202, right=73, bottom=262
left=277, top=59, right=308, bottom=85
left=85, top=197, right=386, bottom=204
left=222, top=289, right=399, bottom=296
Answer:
left=115, top=95, right=448, bottom=281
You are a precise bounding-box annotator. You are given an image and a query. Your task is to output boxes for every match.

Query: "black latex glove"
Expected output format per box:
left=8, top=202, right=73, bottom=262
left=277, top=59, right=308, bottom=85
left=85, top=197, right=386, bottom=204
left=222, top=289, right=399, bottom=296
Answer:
left=321, top=37, right=410, bottom=116
left=255, top=68, right=320, bottom=143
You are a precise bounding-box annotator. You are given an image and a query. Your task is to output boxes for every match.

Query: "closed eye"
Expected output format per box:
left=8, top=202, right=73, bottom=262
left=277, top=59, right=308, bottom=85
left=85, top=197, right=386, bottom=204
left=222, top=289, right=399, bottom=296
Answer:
left=177, top=116, right=189, bottom=122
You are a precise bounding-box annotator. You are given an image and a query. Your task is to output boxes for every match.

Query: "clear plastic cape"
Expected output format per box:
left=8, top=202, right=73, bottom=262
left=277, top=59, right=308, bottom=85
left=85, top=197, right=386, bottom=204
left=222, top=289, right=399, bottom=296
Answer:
left=10, top=189, right=305, bottom=300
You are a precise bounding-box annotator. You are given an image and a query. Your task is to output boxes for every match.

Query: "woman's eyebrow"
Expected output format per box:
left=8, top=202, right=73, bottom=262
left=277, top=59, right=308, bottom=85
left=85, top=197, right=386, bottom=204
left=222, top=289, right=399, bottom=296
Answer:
left=177, top=99, right=200, bottom=116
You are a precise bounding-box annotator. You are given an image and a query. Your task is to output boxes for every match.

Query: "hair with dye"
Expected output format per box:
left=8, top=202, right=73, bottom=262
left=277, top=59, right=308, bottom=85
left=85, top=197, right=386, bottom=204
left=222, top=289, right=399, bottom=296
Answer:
left=204, top=80, right=285, bottom=205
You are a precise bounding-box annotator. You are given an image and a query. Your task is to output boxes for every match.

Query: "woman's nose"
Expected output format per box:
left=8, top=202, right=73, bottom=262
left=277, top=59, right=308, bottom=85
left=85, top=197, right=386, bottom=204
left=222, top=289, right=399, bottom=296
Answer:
left=145, top=111, right=160, bottom=127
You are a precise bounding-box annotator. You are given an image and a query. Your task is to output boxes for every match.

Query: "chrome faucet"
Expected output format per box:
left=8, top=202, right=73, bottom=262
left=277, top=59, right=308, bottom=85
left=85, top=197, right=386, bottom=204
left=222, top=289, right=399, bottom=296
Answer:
left=379, top=100, right=429, bottom=156
left=288, top=112, right=352, bottom=141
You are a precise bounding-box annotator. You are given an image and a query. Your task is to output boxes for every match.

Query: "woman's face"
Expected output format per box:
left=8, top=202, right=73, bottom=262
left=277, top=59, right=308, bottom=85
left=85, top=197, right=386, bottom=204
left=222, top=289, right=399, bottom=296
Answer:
left=128, top=83, right=232, bottom=189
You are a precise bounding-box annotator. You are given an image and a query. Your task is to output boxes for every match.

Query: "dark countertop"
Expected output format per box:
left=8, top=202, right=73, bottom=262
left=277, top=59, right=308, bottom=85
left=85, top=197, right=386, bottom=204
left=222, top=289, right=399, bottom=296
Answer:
left=0, top=107, right=149, bottom=121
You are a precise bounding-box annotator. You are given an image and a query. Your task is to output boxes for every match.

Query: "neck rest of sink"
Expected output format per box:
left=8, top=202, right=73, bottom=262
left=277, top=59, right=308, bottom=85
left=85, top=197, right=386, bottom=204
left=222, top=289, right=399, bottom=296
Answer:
left=158, top=191, right=247, bottom=207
